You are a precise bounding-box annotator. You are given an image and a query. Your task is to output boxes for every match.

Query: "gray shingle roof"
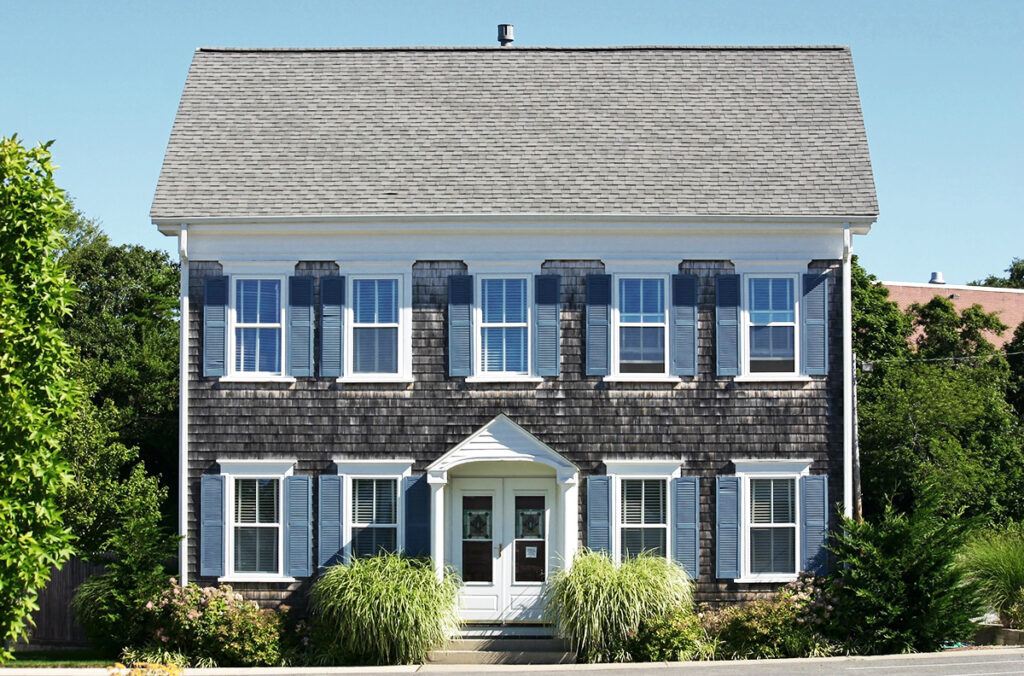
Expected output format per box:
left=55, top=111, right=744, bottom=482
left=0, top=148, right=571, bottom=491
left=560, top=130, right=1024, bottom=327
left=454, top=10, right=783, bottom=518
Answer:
left=151, top=46, right=878, bottom=221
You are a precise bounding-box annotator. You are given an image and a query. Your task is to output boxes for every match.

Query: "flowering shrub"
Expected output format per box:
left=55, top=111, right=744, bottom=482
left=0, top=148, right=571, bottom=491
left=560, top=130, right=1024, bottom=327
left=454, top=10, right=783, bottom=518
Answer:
left=628, top=610, right=718, bottom=662
left=136, top=581, right=282, bottom=667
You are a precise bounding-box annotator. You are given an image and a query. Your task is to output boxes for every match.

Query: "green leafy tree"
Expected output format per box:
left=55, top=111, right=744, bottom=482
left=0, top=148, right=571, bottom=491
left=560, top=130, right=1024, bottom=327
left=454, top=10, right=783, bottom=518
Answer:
left=910, top=296, right=1007, bottom=363
left=973, top=258, right=1024, bottom=289
left=1005, top=322, right=1024, bottom=419
left=851, top=256, right=913, bottom=364
left=0, top=136, right=78, bottom=658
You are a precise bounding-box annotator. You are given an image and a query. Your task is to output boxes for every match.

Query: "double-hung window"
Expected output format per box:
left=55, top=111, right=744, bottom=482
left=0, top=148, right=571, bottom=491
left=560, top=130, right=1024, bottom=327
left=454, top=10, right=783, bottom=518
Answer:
left=351, top=478, right=399, bottom=557
left=746, top=276, right=797, bottom=374
left=616, top=277, right=668, bottom=375
left=749, top=478, right=797, bottom=575
left=232, top=477, right=281, bottom=575
left=479, top=276, right=529, bottom=375
left=351, top=278, right=399, bottom=375
left=620, top=479, right=668, bottom=558
left=232, top=278, right=284, bottom=375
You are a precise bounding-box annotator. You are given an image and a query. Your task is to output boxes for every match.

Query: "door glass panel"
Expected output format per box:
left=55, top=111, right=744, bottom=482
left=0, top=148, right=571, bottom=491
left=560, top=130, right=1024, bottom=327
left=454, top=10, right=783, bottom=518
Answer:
left=462, top=496, right=493, bottom=582
left=514, top=496, right=546, bottom=583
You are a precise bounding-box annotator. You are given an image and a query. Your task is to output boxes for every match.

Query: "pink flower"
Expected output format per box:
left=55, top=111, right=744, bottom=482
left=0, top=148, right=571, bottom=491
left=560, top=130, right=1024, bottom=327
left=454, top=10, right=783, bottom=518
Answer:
left=145, top=601, right=154, bottom=610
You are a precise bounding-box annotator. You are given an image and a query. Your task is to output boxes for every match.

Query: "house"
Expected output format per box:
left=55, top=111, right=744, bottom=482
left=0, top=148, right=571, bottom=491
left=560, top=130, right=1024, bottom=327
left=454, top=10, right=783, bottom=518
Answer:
left=883, top=274, right=1024, bottom=349
left=151, top=44, right=878, bottom=620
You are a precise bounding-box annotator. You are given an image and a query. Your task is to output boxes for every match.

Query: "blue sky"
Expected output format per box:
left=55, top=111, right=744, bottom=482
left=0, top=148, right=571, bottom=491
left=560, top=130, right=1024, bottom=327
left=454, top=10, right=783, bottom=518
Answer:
left=2, top=0, right=1021, bottom=283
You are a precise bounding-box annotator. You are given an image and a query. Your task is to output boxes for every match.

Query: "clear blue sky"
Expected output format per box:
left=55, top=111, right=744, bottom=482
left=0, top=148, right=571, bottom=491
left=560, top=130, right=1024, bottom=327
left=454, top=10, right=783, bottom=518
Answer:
left=2, top=0, right=1021, bottom=283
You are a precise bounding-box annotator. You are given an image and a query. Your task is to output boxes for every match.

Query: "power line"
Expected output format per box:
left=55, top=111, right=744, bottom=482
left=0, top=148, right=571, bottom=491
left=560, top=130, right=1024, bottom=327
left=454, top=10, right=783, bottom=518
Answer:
left=859, top=350, right=1024, bottom=369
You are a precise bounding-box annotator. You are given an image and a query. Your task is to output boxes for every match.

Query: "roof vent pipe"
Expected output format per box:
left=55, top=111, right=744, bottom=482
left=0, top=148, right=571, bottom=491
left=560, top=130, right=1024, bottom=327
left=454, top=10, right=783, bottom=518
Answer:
left=929, top=271, right=946, bottom=285
left=498, top=24, right=514, bottom=46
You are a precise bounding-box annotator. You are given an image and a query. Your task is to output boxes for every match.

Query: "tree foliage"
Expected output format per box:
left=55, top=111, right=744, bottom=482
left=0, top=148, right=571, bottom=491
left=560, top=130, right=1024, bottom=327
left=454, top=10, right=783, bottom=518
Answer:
left=1006, top=322, right=1024, bottom=419
left=0, top=136, right=78, bottom=658
left=851, top=256, right=912, bottom=363
left=973, top=258, right=1024, bottom=290
left=910, top=296, right=1007, bottom=362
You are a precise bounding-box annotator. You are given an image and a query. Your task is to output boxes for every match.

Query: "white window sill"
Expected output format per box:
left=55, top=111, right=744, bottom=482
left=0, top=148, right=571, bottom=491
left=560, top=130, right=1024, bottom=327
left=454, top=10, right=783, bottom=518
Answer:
left=464, top=375, right=545, bottom=384
left=218, top=575, right=298, bottom=584
left=336, top=374, right=414, bottom=384
left=733, top=575, right=799, bottom=584
left=603, top=374, right=682, bottom=383
left=732, top=375, right=814, bottom=384
left=219, top=375, right=297, bottom=384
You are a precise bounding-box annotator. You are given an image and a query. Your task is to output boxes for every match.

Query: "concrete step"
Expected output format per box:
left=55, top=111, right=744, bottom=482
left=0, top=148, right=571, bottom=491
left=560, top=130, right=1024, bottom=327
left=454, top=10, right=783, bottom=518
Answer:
left=446, top=638, right=569, bottom=652
left=427, top=648, right=575, bottom=665
left=429, top=629, right=575, bottom=665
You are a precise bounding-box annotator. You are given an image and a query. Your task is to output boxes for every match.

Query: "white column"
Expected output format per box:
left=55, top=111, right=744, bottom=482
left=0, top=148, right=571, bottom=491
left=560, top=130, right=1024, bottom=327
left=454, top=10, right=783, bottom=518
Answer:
left=842, top=224, right=855, bottom=519
left=560, top=474, right=579, bottom=570
left=177, top=226, right=189, bottom=585
left=429, top=476, right=446, bottom=581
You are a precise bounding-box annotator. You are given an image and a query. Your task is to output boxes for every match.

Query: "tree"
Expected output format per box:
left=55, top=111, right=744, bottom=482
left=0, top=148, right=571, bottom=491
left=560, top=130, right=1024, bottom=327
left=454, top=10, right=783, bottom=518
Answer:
left=910, top=296, right=1007, bottom=363
left=1005, top=322, right=1024, bottom=419
left=973, top=258, right=1024, bottom=289
left=851, top=256, right=912, bottom=364
left=0, top=136, right=78, bottom=658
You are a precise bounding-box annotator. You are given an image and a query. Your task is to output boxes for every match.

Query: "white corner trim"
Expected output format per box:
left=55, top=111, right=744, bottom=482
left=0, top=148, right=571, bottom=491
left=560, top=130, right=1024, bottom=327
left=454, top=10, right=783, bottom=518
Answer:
left=219, top=375, right=297, bottom=384
left=333, top=458, right=415, bottom=477
left=732, top=459, right=813, bottom=476
left=732, top=375, right=814, bottom=384
left=217, top=459, right=297, bottom=476
left=219, top=260, right=298, bottom=275
left=178, top=226, right=189, bottom=585
left=218, top=575, right=297, bottom=584
left=604, top=460, right=682, bottom=477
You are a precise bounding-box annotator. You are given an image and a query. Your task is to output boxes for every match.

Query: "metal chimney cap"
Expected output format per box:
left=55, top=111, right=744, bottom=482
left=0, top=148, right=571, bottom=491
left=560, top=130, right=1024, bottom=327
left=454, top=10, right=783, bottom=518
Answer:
left=498, top=24, right=514, bottom=46
left=929, top=271, right=946, bottom=285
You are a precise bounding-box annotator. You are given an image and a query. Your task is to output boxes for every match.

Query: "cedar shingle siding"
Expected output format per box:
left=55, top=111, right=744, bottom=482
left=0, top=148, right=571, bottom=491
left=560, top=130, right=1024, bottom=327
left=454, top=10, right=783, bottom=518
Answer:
left=187, top=258, right=844, bottom=606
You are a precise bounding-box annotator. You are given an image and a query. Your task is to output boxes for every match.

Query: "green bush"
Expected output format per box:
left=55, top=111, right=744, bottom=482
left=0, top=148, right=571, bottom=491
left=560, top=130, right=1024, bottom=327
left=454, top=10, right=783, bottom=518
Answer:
left=135, top=582, right=282, bottom=667
left=704, top=592, right=838, bottom=660
left=1004, top=588, right=1024, bottom=629
left=959, top=523, right=1024, bottom=625
left=544, top=550, right=693, bottom=663
left=826, top=500, right=981, bottom=654
left=309, top=554, right=460, bottom=666
left=628, top=610, right=717, bottom=662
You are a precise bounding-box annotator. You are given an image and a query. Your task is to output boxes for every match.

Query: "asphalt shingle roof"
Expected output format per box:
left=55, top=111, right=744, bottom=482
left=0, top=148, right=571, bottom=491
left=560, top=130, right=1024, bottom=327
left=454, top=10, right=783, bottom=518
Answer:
left=150, top=46, right=878, bottom=221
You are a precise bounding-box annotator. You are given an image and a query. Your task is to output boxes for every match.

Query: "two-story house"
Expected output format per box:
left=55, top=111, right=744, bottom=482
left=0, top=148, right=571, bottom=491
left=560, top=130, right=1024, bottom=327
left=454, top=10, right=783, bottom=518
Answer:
left=152, top=44, right=877, bottom=621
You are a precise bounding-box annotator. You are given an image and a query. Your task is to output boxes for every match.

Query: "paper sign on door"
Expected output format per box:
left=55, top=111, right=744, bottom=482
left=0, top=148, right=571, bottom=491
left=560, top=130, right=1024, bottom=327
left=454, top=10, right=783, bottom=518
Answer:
left=525, top=546, right=538, bottom=559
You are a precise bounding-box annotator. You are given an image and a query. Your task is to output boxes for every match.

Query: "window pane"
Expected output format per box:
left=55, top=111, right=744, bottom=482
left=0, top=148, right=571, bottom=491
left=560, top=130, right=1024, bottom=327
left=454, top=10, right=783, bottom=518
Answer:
left=481, top=327, right=527, bottom=373
left=236, top=328, right=257, bottom=372
left=620, top=326, right=665, bottom=372
left=235, top=327, right=281, bottom=373
left=751, top=527, right=795, bottom=574
left=353, top=327, right=398, bottom=374
left=375, top=479, right=396, bottom=524
left=353, top=479, right=397, bottom=525
left=643, top=480, right=666, bottom=524
left=234, top=526, right=278, bottom=573
left=622, top=480, right=665, bottom=526
left=620, top=278, right=664, bottom=324
left=354, top=279, right=398, bottom=324
left=353, top=479, right=376, bottom=523
left=749, top=278, right=794, bottom=324
left=482, top=278, right=526, bottom=324
left=352, top=526, right=397, bottom=557
left=749, top=326, right=794, bottom=373
left=620, top=279, right=643, bottom=320
left=505, top=327, right=527, bottom=372
left=236, top=479, right=257, bottom=523
left=237, top=280, right=258, bottom=323
left=622, top=480, right=643, bottom=525
left=257, top=479, right=278, bottom=524
left=621, top=527, right=666, bottom=559
left=751, top=479, right=772, bottom=524
left=641, top=279, right=664, bottom=322
left=258, top=280, right=280, bottom=323
left=505, top=279, right=526, bottom=323
left=773, top=479, right=795, bottom=523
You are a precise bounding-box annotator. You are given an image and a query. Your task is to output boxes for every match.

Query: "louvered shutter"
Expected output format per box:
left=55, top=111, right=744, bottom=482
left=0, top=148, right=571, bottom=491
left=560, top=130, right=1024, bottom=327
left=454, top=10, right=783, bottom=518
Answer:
left=586, top=476, right=612, bottom=553
left=801, top=272, right=829, bottom=376
left=284, top=476, right=312, bottom=577
left=800, top=475, right=829, bottom=575
left=203, top=276, right=229, bottom=377
left=671, top=274, right=699, bottom=377
left=715, top=275, right=740, bottom=377
left=585, top=275, right=612, bottom=376
left=287, top=276, right=314, bottom=376
left=200, top=475, right=225, bottom=577
left=716, top=476, right=741, bottom=579
left=319, top=276, right=345, bottom=377
left=672, top=477, right=700, bottom=579
left=403, top=474, right=431, bottom=557
left=318, top=475, right=344, bottom=567
left=448, top=275, right=473, bottom=376
left=535, top=274, right=561, bottom=376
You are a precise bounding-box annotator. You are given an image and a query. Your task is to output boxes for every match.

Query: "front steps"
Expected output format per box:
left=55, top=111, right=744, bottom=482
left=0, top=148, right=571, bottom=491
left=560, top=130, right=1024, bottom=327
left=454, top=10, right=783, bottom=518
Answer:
left=427, top=625, right=576, bottom=665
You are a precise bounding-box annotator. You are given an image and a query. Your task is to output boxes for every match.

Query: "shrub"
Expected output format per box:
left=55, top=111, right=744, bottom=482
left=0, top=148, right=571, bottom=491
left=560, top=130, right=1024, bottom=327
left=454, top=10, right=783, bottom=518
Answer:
left=544, top=550, right=693, bottom=663
left=958, top=522, right=1024, bottom=625
left=309, top=554, right=460, bottom=665
left=628, top=610, right=717, bottom=662
left=1004, top=588, right=1024, bottom=629
left=825, top=500, right=981, bottom=654
left=704, top=591, right=838, bottom=659
left=135, top=582, right=282, bottom=667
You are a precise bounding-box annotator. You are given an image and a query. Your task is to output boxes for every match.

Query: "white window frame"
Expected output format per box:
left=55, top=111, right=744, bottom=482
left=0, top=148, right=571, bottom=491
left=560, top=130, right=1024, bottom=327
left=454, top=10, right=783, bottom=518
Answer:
left=339, top=270, right=413, bottom=383
left=218, top=458, right=297, bottom=583
left=225, top=274, right=288, bottom=381
left=469, top=273, right=536, bottom=382
left=335, top=459, right=414, bottom=560
left=607, top=273, right=677, bottom=382
left=739, top=273, right=802, bottom=380
left=605, top=460, right=681, bottom=563
left=733, top=458, right=811, bottom=583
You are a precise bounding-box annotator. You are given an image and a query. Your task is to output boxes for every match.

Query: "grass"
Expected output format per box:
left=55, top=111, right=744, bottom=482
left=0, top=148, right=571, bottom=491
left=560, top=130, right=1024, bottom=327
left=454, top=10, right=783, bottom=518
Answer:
left=1, top=649, right=112, bottom=668
left=959, top=523, right=1024, bottom=622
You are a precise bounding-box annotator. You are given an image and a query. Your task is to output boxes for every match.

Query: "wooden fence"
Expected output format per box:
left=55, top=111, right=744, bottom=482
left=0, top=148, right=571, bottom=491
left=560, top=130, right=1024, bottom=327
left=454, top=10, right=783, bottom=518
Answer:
left=24, top=557, right=104, bottom=648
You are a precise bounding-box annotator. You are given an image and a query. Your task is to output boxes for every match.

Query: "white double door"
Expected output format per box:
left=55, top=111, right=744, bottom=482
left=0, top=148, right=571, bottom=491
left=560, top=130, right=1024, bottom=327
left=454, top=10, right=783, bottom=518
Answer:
left=451, top=477, right=556, bottom=622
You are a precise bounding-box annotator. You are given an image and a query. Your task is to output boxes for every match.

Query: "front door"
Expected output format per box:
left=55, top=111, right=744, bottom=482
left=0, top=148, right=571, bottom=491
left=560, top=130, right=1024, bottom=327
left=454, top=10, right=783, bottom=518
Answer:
left=451, top=477, right=555, bottom=622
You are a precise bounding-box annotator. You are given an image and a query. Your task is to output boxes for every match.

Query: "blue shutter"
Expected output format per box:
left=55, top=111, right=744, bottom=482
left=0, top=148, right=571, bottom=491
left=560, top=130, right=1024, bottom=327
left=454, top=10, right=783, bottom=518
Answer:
left=284, top=476, right=312, bottom=577
left=801, top=475, right=829, bottom=575
left=203, top=277, right=228, bottom=377
left=672, top=477, right=700, bottom=579
left=287, top=276, right=314, bottom=376
left=586, top=475, right=612, bottom=554
left=404, top=474, right=431, bottom=557
left=715, top=275, right=740, bottom=377
left=535, top=274, right=561, bottom=377
left=716, top=476, right=740, bottom=579
left=319, top=276, right=345, bottom=377
left=200, top=475, right=225, bottom=577
left=671, top=274, right=699, bottom=377
left=318, top=475, right=344, bottom=568
left=801, top=272, right=829, bottom=376
left=448, top=275, right=473, bottom=377
left=585, top=275, right=612, bottom=376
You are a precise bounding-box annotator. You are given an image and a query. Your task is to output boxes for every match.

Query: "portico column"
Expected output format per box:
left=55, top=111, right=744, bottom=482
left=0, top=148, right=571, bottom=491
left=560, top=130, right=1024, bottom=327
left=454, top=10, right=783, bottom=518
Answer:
left=428, top=473, right=447, bottom=581
left=559, top=473, right=579, bottom=569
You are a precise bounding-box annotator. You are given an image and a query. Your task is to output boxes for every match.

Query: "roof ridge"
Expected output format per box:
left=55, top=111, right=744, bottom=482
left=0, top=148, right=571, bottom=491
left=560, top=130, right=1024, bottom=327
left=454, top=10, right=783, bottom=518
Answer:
left=195, top=45, right=850, bottom=53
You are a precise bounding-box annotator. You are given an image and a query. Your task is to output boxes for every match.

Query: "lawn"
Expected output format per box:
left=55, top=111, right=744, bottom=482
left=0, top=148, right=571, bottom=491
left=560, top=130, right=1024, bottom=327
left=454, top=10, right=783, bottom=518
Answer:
left=1, top=649, right=112, bottom=668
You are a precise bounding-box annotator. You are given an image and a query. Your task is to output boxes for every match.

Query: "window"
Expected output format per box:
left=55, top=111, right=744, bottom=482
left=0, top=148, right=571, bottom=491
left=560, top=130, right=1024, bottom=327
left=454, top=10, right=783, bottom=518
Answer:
left=352, top=278, right=399, bottom=374
left=480, top=277, right=529, bottom=374
left=351, top=478, right=398, bottom=557
left=616, top=277, right=667, bottom=374
left=232, top=478, right=280, bottom=574
left=233, top=278, right=283, bottom=374
left=749, top=478, right=797, bottom=575
left=620, top=479, right=667, bottom=558
left=747, top=276, right=796, bottom=374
